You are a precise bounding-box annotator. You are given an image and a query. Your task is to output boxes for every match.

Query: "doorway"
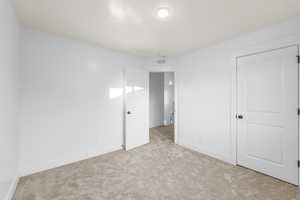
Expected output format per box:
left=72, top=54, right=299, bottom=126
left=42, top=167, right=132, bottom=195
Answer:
left=149, top=72, right=175, bottom=143
left=236, top=45, right=299, bottom=185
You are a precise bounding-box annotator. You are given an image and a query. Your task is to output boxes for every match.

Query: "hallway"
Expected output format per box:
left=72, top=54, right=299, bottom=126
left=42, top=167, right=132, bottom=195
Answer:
left=13, top=126, right=300, bottom=200
left=150, top=126, right=174, bottom=144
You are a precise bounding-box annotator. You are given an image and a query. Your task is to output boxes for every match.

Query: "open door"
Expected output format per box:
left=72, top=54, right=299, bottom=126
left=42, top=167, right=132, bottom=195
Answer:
left=124, top=67, right=149, bottom=150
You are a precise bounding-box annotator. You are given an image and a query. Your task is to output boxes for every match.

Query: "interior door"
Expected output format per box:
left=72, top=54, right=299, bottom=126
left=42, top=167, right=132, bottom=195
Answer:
left=237, top=45, right=299, bottom=185
left=125, top=67, right=149, bottom=150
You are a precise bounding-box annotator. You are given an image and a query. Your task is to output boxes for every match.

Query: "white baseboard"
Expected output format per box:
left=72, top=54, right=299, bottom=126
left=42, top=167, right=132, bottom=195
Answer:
left=4, top=176, right=19, bottom=200
left=178, top=141, right=235, bottom=165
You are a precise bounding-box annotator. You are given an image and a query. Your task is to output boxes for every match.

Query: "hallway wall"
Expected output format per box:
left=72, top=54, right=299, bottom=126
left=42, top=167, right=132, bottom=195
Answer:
left=164, top=72, right=175, bottom=126
left=149, top=72, right=164, bottom=128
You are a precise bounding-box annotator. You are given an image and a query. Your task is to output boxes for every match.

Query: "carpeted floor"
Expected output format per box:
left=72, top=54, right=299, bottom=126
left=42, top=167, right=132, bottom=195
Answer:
left=13, top=126, right=300, bottom=200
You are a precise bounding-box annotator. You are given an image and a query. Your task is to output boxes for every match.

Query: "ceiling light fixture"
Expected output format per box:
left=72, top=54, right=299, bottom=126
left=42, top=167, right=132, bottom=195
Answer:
left=157, top=7, right=169, bottom=19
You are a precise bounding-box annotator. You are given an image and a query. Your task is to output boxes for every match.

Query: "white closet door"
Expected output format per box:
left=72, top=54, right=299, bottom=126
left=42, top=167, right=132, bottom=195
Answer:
left=125, top=67, right=149, bottom=150
left=237, top=45, right=299, bottom=185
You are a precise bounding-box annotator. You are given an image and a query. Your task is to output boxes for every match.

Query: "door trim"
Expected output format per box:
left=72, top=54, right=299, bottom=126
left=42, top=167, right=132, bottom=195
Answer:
left=232, top=44, right=300, bottom=185
left=122, top=68, right=126, bottom=149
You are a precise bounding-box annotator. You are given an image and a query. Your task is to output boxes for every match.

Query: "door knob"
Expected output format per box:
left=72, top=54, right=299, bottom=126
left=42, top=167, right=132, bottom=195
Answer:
left=236, top=115, right=243, bottom=119
left=127, top=111, right=131, bottom=115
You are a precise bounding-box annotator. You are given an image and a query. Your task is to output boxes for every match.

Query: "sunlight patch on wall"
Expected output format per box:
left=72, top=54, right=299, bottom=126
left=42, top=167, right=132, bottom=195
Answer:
left=109, top=88, right=123, bottom=99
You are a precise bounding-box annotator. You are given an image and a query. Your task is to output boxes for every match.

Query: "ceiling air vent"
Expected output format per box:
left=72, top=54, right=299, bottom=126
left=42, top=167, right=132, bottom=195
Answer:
left=157, top=56, right=166, bottom=64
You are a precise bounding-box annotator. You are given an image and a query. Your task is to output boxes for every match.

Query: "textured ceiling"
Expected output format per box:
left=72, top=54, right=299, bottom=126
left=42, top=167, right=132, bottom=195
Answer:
left=12, top=0, right=300, bottom=57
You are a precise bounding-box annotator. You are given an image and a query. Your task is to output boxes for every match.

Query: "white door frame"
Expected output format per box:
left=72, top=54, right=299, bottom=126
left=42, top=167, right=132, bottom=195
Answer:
left=148, top=71, right=178, bottom=144
left=231, top=43, right=300, bottom=185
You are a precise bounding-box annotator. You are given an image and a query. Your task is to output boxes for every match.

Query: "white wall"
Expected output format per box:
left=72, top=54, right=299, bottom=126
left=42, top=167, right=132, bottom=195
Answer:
left=19, top=29, right=145, bottom=176
left=176, top=19, right=300, bottom=164
left=0, top=0, right=20, bottom=199
left=149, top=72, right=164, bottom=128
left=164, top=72, right=174, bottom=126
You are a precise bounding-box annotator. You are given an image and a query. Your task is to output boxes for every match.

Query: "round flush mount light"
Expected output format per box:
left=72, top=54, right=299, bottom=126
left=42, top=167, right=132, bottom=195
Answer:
left=157, top=7, right=169, bottom=19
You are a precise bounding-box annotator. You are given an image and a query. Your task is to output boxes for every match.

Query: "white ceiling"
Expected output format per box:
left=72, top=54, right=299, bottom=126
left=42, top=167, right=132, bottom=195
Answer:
left=12, top=0, right=300, bottom=57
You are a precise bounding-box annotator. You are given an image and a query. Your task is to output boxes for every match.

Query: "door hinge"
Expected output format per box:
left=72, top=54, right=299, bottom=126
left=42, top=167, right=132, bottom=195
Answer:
left=297, top=55, right=300, bottom=64
left=298, top=108, right=300, bottom=115
left=298, top=160, right=300, bottom=168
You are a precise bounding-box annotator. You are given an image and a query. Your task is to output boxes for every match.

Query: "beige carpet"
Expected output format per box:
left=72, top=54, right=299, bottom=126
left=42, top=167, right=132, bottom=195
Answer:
left=13, top=126, right=300, bottom=200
